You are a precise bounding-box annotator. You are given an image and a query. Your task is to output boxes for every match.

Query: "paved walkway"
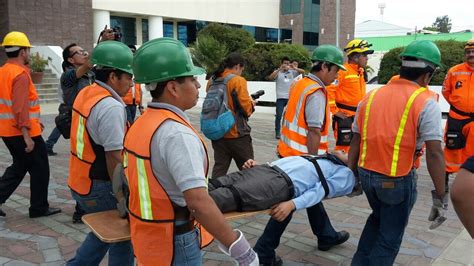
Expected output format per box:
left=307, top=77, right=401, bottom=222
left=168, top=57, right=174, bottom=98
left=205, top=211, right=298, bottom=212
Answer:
left=0, top=103, right=472, bottom=265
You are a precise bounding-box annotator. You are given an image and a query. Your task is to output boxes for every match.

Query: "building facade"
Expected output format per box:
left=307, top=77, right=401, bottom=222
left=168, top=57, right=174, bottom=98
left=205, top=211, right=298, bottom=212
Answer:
left=1, top=0, right=355, bottom=64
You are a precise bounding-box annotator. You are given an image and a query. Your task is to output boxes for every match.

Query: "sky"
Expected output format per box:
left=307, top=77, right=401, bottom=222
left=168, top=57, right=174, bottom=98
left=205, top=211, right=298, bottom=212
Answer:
left=355, top=0, right=474, bottom=31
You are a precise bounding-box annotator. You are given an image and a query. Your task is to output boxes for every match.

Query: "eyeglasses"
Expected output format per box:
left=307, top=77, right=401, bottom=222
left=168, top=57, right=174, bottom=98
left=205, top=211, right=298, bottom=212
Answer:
left=70, top=50, right=87, bottom=57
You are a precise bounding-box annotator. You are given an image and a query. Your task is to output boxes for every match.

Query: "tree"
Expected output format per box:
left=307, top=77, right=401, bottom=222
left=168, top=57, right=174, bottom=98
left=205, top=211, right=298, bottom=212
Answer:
left=196, top=23, right=255, bottom=53
left=432, top=15, right=452, bottom=33
left=190, top=35, right=228, bottom=77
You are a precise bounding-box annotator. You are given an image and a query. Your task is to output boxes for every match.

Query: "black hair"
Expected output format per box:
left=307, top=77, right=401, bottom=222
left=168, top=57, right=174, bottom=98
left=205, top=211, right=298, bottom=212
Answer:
left=149, top=77, right=187, bottom=99
left=281, top=56, right=290, bottom=63
left=127, top=44, right=136, bottom=52
left=62, top=43, right=77, bottom=71
left=310, top=61, right=337, bottom=73
left=399, top=57, right=435, bottom=81
left=212, top=52, right=245, bottom=78
left=94, top=68, right=129, bottom=83
left=5, top=47, right=25, bottom=58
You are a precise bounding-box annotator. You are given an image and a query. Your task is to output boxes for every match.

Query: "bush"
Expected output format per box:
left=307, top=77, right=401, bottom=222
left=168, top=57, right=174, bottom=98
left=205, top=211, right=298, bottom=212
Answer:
left=197, top=23, right=255, bottom=54
left=190, top=35, right=228, bottom=77
left=377, top=40, right=465, bottom=85
left=242, top=43, right=311, bottom=81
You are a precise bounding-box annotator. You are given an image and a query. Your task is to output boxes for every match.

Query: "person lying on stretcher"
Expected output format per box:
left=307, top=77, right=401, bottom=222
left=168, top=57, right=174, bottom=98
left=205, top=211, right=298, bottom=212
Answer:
left=209, top=151, right=361, bottom=221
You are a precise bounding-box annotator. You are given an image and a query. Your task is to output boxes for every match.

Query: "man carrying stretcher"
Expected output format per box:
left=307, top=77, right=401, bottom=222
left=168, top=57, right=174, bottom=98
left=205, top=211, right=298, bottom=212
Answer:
left=209, top=151, right=359, bottom=221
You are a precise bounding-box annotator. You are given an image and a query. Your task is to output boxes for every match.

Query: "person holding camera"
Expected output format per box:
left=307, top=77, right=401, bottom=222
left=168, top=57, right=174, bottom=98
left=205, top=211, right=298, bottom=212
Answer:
left=269, top=57, right=304, bottom=139
left=208, top=53, right=256, bottom=177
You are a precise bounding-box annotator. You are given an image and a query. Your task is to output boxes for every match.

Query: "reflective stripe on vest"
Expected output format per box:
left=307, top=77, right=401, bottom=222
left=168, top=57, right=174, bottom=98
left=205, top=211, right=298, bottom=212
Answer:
left=76, top=116, right=86, bottom=160
left=360, top=88, right=379, bottom=167
left=137, top=157, right=153, bottom=220
left=390, top=87, right=427, bottom=176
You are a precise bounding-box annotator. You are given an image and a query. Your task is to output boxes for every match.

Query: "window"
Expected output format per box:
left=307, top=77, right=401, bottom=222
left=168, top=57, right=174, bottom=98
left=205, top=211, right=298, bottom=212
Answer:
left=281, top=0, right=301, bottom=15
left=142, top=19, right=149, bottom=43
left=163, top=22, right=173, bottom=38
left=110, top=16, right=136, bottom=45
left=280, top=29, right=292, bottom=43
left=254, top=27, right=279, bottom=43
left=303, top=31, right=318, bottom=46
left=303, top=0, right=320, bottom=33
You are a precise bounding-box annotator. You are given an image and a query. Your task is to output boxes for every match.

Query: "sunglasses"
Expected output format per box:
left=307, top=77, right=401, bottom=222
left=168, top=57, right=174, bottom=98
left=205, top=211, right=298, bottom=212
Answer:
left=70, top=50, right=88, bottom=57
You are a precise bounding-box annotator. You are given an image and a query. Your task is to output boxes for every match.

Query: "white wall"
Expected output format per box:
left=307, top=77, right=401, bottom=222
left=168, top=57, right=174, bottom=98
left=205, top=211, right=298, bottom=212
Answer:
left=92, top=0, right=280, bottom=28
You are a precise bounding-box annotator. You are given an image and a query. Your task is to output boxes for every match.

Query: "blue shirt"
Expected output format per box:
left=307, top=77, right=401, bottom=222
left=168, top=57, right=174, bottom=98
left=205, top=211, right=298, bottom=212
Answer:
left=270, top=156, right=355, bottom=210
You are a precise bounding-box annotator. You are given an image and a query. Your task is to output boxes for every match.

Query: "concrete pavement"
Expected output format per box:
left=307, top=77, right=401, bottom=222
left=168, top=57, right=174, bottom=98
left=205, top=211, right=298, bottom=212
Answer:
left=0, top=102, right=472, bottom=265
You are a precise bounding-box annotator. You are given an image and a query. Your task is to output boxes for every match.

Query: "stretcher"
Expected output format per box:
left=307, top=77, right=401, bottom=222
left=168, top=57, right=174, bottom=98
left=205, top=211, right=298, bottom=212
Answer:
left=82, top=209, right=270, bottom=243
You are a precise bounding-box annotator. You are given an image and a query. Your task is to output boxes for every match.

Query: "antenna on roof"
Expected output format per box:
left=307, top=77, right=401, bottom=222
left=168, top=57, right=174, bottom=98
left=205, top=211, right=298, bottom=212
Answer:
left=378, top=3, right=386, bottom=22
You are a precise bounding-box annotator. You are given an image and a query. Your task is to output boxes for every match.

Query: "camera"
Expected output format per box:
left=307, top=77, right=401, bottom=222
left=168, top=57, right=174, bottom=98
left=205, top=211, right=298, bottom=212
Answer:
left=251, top=90, right=265, bottom=100
left=99, top=25, right=123, bottom=42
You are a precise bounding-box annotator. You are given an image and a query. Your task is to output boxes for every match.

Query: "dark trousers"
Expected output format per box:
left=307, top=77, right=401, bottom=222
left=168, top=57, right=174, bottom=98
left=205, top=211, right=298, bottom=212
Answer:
left=125, top=104, right=137, bottom=124
left=0, top=135, right=50, bottom=213
left=211, top=135, right=254, bottom=177
left=275, top=98, right=288, bottom=133
left=45, top=127, right=61, bottom=151
left=209, top=164, right=293, bottom=212
left=254, top=202, right=338, bottom=263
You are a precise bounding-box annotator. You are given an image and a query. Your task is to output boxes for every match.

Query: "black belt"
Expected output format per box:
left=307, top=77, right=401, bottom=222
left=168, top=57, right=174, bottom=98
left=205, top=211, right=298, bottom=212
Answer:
left=175, top=220, right=194, bottom=235
left=270, top=165, right=295, bottom=199
left=450, top=105, right=474, bottom=119
left=336, top=102, right=357, bottom=112
left=301, top=157, right=330, bottom=198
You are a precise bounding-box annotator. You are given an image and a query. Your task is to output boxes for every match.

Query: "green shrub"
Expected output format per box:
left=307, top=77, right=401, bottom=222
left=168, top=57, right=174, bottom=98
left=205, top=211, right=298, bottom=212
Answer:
left=29, top=52, right=49, bottom=72
left=377, top=40, right=465, bottom=85
left=190, top=35, right=228, bottom=76
left=242, top=43, right=311, bottom=81
left=197, top=23, right=255, bottom=53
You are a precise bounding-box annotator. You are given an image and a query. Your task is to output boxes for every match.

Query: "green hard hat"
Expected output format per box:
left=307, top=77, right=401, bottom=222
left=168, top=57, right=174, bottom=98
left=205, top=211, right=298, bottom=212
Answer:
left=312, top=45, right=346, bottom=71
left=400, top=40, right=441, bottom=67
left=133, top=37, right=205, bottom=83
left=91, top=41, right=133, bottom=75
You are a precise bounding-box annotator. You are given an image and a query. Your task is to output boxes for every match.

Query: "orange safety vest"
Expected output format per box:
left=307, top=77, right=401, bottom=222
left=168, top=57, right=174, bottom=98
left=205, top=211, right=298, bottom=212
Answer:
left=328, top=63, right=366, bottom=116
left=356, top=78, right=437, bottom=177
left=0, top=62, right=42, bottom=137
left=122, top=83, right=142, bottom=106
left=278, top=75, right=330, bottom=157
left=123, top=106, right=213, bottom=265
left=68, top=83, right=119, bottom=195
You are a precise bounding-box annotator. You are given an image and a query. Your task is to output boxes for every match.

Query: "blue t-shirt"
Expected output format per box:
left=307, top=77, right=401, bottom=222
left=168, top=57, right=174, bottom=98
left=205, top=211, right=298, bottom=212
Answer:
left=270, top=156, right=355, bottom=210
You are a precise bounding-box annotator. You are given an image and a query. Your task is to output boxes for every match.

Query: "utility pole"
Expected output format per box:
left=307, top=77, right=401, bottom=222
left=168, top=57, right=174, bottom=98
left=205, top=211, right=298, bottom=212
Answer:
left=336, top=0, right=340, bottom=47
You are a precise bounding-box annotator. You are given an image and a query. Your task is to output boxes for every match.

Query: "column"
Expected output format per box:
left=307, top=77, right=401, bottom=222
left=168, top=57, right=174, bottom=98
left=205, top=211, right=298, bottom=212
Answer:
left=173, top=21, right=178, bottom=39
left=148, top=16, right=163, bottom=40
left=136, top=17, right=143, bottom=45
left=93, top=10, right=110, bottom=45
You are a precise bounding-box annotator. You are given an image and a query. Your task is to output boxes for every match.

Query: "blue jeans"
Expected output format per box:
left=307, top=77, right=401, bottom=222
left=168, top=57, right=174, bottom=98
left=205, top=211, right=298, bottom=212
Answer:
left=352, top=167, right=418, bottom=266
left=125, top=105, right=137, bottom=125
left=254, top=202, right=338, bottom=263
left=172, top=229, right=202, bottom=266
left=275, top=99, right=288, bottom=133
left=67, top=181, right=134, bottom=266
left=45, top=127, right=61, bottom=151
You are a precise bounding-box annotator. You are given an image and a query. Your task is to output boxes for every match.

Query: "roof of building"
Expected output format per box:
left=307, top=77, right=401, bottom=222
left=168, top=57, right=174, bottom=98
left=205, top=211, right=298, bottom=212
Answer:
left=362, top=31, right=474, bottom=51
left=355, top=20, right=411, bottom=37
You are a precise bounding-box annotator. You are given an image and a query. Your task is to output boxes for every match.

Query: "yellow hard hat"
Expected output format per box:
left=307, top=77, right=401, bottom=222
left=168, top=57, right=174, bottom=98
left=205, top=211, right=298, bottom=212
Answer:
left=1, top=31, right=32, bottom=48
left=344, top=39, right=374, bottom=56
left=465, top=38, right=474, bottom=50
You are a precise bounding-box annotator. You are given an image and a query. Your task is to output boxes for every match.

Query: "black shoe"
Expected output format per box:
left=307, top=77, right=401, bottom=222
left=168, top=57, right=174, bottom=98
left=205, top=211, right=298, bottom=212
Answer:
left=260, top=255, right=283, bottom=266
left=47, top=149, right=57, bottom=156
left=275, top=132, right=281, bottom=140
left=318, top=231, right=350, bottom=251
left=0, top=208, right=5, bottom=217
left=72, top=211, right=84, bottom=224
left=29, top=207, right=61, bottom=218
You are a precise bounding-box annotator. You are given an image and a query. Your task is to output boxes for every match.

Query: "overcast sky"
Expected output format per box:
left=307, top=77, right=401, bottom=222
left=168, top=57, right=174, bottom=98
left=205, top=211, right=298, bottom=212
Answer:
left=355, top=0, right=474, bottom=31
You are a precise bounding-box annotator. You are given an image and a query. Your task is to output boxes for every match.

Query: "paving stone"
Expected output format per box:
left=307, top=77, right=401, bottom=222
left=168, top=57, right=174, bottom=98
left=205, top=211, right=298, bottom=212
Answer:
left=285, top=240, right=313, bottom=252
left=4, top=260, right=36, bottom=266
left=42, top=248, right=62, bottom=262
